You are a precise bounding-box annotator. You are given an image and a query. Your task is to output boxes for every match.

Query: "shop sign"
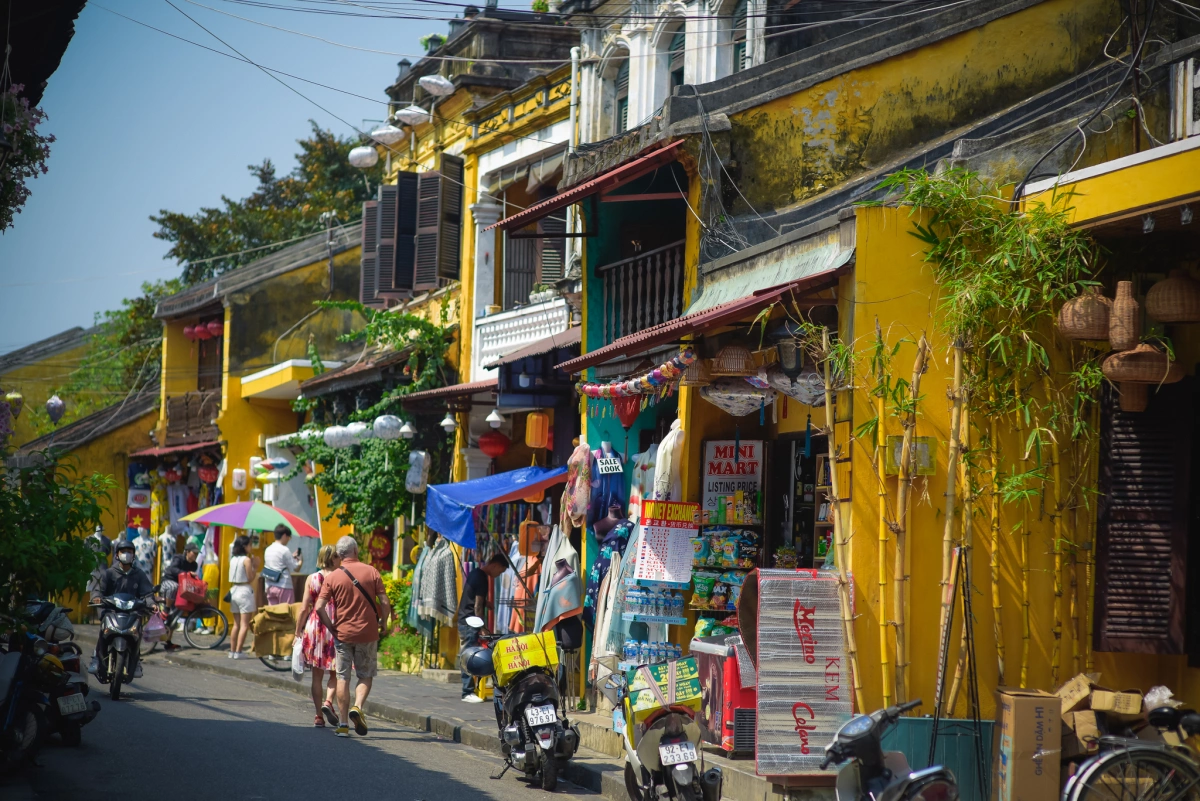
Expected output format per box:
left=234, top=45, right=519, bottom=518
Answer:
left=127, top=488, right=151, bottom=509
left=596, top=457, right=624, bottom=475
left=701, top=440, right=763, bottom=519
left=634, top=500, right=699, bottom=584
left=755, top=569, right=851, bottom=776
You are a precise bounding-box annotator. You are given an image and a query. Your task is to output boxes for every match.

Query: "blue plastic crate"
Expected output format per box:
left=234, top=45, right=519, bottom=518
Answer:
left=880, top=717, right=994, bottom=801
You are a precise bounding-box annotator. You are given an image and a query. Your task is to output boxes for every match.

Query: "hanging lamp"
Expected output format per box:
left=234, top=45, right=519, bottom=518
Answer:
left=710, top=343, right=756, bottom=377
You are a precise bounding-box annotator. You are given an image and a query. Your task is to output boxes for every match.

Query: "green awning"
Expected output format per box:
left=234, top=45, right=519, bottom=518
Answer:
left=686, top=240, right=853, bottom=316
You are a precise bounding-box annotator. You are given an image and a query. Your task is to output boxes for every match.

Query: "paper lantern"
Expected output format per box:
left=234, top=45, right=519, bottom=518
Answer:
left=525, top=411, right=550, bottom=449
left=406, top=450, right=431, bottom=494
left=194, top=324, right=212, bottom=340
left=206, top=320, right=223, bottom=338
left=346, top=421, right=373, bottom=443
left=479, top=430, right=511, bottom=459
left=348, top=145, right=380, bottom=168
left=370, top=124, right=406, bottom=145
left=373, top=415, right=403, bottom=441
left=699, top=378, right=776, bottom=417
left=393, top=105, right=429, bottom=126
left=4, top=391, right=23, bottom=420
left=197, top=465, right=219, bottom=484
left=45, top=394, right=65, bottom=424
left=613, top=395, right=642, bottom=430
left=323, top=426, right=350, bottom=448
left=418, top=74, right=455, bottom=96
left=767, top=366, right=825, bottom=406
left=183, top=325, right=198, bottom=341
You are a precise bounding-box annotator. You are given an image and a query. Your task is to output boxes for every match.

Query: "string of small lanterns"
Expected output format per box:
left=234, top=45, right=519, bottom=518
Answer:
left=576, top=348, right=696, bottom=400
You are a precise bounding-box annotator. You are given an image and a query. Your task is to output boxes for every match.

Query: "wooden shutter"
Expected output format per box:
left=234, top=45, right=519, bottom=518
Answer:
left=393, top=171, right=419, bottom=292
left=504, top=236, right=537, bottom=309
left=359, top=199, right=382, bottom=307
left=1094, top=380, right=1193, bottom=653
left=438, top=154, right=464, bottom=281
left=375, top=185, right=399, bottom=293
left=413, top=171, right=442, bottom=291
left=537, top=214, right=566, bottom=284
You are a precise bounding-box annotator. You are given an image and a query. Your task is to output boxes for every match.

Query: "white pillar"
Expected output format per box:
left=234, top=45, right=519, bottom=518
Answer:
left=469, top=200, right=503, bottom=382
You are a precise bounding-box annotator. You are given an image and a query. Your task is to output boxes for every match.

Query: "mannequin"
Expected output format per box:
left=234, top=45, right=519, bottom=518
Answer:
left=593, top=504, right=626, bottom=539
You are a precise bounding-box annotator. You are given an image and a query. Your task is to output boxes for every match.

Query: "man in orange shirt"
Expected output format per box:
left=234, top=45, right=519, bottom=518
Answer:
left=317, top=536, right=391, bottom=738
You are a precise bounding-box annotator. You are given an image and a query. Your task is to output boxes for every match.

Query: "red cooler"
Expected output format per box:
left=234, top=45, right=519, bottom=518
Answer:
left=690, top=634, right=757, bottom=755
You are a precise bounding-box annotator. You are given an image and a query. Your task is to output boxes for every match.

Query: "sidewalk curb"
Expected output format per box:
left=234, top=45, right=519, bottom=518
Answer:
left=77, top=630, right=623, bottom=798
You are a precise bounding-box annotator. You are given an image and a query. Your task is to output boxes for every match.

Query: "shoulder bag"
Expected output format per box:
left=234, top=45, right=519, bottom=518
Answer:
left=340, top=567, right=385, bottom=642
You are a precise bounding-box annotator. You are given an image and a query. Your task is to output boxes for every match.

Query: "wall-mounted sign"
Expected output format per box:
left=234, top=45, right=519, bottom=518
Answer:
left=884, top=435, right=936, bottom=476
left=755, top=569, right=851, bottom=776
left=634, top=500, right=699, bottom=585
left=596, top=457, right=624, bottom=475
left=701, top=440, right=763, bottom=524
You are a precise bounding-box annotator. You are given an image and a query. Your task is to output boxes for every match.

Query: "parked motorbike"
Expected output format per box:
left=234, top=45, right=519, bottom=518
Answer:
left=37, top=639, right=98, bottom=746
left=24, top=600, right=76, bottom=644
left=90, top=594, right=153, bottom=700
left=820, top=699, right=959, bottom=801
left=0, top=632, right=51, bottom=768
left=461, top=615, right=580, bottom=792
left=598, top=670, right=722, bottom=801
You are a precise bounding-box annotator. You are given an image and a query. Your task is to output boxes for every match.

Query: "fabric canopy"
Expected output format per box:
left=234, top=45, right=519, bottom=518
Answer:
left=426, top=465, right=568, bottom=548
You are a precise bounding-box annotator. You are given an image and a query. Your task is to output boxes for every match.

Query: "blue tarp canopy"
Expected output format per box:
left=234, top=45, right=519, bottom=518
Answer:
left=426, top=465, right=568, bottom=548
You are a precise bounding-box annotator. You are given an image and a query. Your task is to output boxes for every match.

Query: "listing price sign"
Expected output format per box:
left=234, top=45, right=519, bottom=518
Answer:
left=701, top=440, right=763, bottom=519
left=635, top=500, right=700, bottom=585
left=756, top=569, right=852, bottom=776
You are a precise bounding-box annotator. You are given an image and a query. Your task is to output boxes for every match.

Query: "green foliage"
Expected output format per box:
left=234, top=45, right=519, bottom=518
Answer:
left=0, top=84, right=54, bottom=232
left=382, top=570, right=413, bottom=621
left=531, top=0, right=551, bottom=12
left=419, top=33, right=446, bottom=52
left=379, top=571, right=422, bottom=670
left=151, top=122, right=382, bottom=284
left=0, top=447, right=113, bottom=631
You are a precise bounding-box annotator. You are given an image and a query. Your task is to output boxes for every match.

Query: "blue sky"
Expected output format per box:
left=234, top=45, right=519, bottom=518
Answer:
left=0, top=0, right=472, bottom=354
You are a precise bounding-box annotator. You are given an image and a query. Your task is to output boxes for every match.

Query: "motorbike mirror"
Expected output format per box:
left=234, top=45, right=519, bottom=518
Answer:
left=465, top=616, right=486, bottom=629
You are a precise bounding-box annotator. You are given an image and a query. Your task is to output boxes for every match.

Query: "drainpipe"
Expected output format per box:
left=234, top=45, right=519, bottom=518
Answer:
left=566, top=46, right=581, bottom=269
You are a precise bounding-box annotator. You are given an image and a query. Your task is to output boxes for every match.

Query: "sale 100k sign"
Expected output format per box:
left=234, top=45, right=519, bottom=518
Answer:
left=755, top=569, right=852, bottom=776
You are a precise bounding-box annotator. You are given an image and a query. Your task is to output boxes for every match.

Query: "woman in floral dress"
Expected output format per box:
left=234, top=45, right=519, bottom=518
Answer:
left=295, top=545, right=340, bottom=726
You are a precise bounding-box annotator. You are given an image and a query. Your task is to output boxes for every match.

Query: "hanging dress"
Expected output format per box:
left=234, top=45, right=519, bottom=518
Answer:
left=583, top=520, right=633, bottom=630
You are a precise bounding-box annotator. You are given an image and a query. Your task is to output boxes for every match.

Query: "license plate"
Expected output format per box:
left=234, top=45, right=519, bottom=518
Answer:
left=659, top=741, right=697, bottom=766
left=524, top=704, right=557, bottom=727
left=56, top=693, right=88, bottom=716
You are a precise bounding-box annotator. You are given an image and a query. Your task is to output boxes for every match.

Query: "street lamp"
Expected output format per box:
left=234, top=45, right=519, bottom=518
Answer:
left=440, top=412, right=458, bottom=434
left=486, top=408, right=505, bottom=429
left=399, top=421, right=416, bottom=439
left=518, top=371, right=532, bottom=388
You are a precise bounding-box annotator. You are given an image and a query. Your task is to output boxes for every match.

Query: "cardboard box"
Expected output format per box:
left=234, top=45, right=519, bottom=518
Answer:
left=1056, top=673, right=1097, bottom=716
left=1091, top=690, right=1142, bottom=719
left=492, top=630, right=558, bottom=687
left=1063, top=710, right=1101, bottom=758
left=996, top=688, right=1061, bottom=801
left=626, top=657, right=702, bottom=725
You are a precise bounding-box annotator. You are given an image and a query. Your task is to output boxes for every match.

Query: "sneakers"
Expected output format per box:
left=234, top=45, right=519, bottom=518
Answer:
left=349, top=706, right=368, bottom=736
left=334, top=724, right=350, bottom=738
left=133, top=663, right=143, bottom=679
left=321, top=702, right=338, bottom=728
left=461, top=695, right=484, bottom=704
left=164, top=642, right=182, bottom=652
left=87, top=657, right=99, bottom=676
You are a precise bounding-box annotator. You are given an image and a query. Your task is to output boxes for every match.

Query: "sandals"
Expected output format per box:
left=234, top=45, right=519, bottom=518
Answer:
left=314, top=713, right=325, bottom=727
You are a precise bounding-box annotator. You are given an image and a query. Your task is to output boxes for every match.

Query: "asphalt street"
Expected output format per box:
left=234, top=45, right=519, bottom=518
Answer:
left=3, top=651, right=597, bottom=801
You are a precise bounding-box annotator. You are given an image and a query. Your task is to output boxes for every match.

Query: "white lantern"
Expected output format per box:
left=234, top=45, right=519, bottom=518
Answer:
left=440, top=412, right=457, bottom=433
left=373, top=415, right=403, bottom=441
left=486, top=408, right=505, bottom=429
left=418, top=74, right=455, bottom=97
left=370, top=124, right=405, bottom=145
left=346, top=421, right=372, bottom=443
left=399, top=421, right=416, bottom=439
left=323, top=426, right=348, bottom=448
left=348, top=145, right=379, bottom=168
left=393, top=105, right=429, bottom=126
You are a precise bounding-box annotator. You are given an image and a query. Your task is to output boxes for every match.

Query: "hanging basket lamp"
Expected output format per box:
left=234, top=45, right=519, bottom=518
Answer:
left=1057, top=286, right=1112, bottom=341
left=1109, top=280, right=1140, bottom=351
left=710, top=343, right=757, bottom=377
left=1101, top=343, right=1184, bottom=412
left=680, top=358, right=712, bottom=387
left=1146, top=269, right=1200, bottom=323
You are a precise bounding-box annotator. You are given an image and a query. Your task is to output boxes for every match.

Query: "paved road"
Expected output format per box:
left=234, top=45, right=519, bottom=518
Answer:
left=3, top=651, right=596, bottom=800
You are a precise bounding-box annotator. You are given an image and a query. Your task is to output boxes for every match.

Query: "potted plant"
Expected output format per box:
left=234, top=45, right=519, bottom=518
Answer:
left=420, top=33, right=446, bottom=54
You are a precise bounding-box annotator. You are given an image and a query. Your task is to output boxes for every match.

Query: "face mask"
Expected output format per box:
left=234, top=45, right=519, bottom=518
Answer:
left=117, top=551, right=134, bottom=566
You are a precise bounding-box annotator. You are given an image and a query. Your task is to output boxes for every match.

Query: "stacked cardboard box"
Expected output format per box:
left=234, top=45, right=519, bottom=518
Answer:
left=1054, top=673, right=1145, bottom=759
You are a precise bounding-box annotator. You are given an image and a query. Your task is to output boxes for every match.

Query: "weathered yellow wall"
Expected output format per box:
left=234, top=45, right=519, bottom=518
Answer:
left=2, top=339, right=91, bottom=447
left=728, top=0, right=1120, bottom=214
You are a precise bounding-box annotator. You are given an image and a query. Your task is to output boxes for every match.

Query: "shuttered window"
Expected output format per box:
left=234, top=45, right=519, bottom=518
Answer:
left=1095, top=380, right=1194, bottom=654
left=393, top=171, right=419, bottom=292
left=413, top=155, right=465, bottom=292
left=376, top=184, right=399, bottom=294
left=669, top=29, right=686, bottom=89
left=616, top=59, right=629, bottom=133
left=538, top=214, right=566, bottom=284
left=439, top=154, right=464, bottom=281
left=359, top=199, right=382, bottom=307
left=733, top=0, right=748, bottom=73
left=414, top=171, right=442, bottom=291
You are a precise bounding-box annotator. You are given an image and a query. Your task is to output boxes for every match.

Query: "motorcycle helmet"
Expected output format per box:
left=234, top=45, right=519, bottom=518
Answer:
left=114, top=538, right=135, bottom=566
left=460, top=645, right=496, bottom=678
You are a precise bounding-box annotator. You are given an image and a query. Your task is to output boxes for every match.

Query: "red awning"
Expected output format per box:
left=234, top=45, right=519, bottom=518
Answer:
left=130, top=440, right=221, bottom=458
left=556, top=268, right=845, bottom=374
left=485, top=140, right=686, bottom=233
left=398, top=378, right=498, bottom=404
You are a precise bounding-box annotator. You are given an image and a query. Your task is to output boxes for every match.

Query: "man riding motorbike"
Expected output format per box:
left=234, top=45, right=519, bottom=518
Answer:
left=88, top=538, right=156, bottom=676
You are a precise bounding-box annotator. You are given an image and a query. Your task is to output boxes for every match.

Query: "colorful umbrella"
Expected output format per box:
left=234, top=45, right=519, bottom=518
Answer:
left=180, top=501, right=320, bottom=538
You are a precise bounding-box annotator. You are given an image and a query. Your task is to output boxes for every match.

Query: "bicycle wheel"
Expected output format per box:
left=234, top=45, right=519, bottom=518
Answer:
left=139, top=638, right=160, bottom=657
left=183, top=606, right=229, bottom=650
left=1069, top=746, right=1200, bottom=801
left=259, top=655, right=291, bottom=672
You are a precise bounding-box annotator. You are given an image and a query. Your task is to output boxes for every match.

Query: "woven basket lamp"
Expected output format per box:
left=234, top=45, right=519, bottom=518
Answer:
left=710, top=343, right=757, bottom=377
left=1101, top=343, right=1185, bottom=412
left=1057, top=287, right=1112, bottom=341
left=1146, top=269, right=1200, bottom=324
left=1109, top=281, right=1140, bottom=351
left=681, top=358, right=713, bottom=387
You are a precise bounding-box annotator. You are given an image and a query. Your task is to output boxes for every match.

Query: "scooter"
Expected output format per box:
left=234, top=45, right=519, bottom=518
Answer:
left=90, top=594, right=152, bottom=700
left=461, top=615, right=581, bottom=792
left=598, top=670, right=722, bottom=801
left=37, top=640, right=98, bottom=746
left=0, top=632, right=52, bottom=769
left=820, top=699, right=959, bottom=801
left=25, top=599, right=76, bottom=644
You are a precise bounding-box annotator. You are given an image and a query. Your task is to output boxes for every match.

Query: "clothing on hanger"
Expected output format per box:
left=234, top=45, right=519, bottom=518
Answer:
left=416, top=538, right=459, bottom=626
left=653, top=419, right=685, bottom=502
left=534, top=525, right=583, bottom=633
left=588, top=443, right=626, bottom=526
left=628, top=444, right=658, bottom=523
left=583, top=519, right=633, bottom=630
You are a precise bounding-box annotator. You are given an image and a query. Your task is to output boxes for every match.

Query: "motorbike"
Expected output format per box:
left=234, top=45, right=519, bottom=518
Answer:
left=820, top=699, right=959, bottom=801
left=0, top=631, right=54, bottom=768
left=25, top=600, right=76, bottom=644
left=37, top=639, right=98, bottom=746
left=90, top=594, right=153, bottom=700
left=461, top=615, right=580, bottom=792
left=598, top=669, right=722, bottom=801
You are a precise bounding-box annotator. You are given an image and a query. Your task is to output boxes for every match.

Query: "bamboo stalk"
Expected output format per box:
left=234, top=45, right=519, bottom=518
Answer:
left=937, top=342, right=965, bottom=701
left=893, top=335, right=929, bottom=705
left=1045, top=377, right=1065, bottom=687
left=1069, top=538, right=1080, bottom=677
left=823, top=329, right=865, bottom=714
left=877, top=393, right=892, bottom=709
left=1021, top=526, right=1031, bottom=688
left=989, top=390, right=1005, bottom=686
left=1084, top=401, right=1100, bottom=673
left=945, top=404, right=972, bottom=716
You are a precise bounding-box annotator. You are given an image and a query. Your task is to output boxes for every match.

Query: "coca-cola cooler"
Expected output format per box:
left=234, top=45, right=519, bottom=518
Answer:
left=690, top=634, right=757, bottom=755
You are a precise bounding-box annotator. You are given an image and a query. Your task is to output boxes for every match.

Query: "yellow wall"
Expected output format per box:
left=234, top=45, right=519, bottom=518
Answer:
left=2, top=338, right=91, bottom=448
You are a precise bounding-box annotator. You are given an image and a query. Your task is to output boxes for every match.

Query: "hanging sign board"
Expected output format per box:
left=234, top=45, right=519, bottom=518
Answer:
left=755, top=569, right=852, bottom=776
left=596, top=457, right=624, bottom=475
left=701, top=440, right=764, bottom=524
left=634, top=500, right=699, bottom=585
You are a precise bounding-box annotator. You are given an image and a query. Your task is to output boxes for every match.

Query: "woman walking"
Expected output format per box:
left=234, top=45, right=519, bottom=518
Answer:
left=296, top=545, right=341, bottom=726
left=228, top=536, right=257, bottom=658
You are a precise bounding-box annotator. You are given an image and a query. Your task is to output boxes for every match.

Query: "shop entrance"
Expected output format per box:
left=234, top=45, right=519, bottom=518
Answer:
left=768, top=433, right=830, bottom=569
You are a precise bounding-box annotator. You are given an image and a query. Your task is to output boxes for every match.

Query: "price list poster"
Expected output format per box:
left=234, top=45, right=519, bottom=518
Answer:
left=635, top=500, right=699, bottom=584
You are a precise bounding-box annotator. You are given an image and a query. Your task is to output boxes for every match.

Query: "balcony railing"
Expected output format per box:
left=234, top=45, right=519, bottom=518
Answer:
left=596, top=240, right=685, bottom=346
left=165, top=391, right=220, bottom=446
left=472, top=297, right=571, bottom=381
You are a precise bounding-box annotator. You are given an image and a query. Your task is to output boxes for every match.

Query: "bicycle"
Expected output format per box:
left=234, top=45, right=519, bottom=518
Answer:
left=1063, top=706, right=1200, bottom=801
left=140, top=600, right=229, bottom=656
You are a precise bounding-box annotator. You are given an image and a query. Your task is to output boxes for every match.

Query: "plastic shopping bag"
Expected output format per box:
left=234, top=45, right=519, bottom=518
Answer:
left=143, top=611, right=167, bottom=642
left=291, top=637, right=305, bottom=681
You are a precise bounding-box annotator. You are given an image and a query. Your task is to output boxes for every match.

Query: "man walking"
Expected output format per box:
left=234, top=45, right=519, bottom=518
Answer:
left=263, top=524, right=302, bottom=605
left=457, top=553, right=507, bottom=703
left=316, top=536, right=391, bottom=738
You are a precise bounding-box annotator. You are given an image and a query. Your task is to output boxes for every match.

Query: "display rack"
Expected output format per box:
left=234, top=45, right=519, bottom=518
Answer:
left=622, top=613, right=689, bottom=625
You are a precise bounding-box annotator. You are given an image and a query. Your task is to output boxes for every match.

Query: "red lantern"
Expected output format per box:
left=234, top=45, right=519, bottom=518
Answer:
left=478, top=430, right=511, bottom=459
left=194, top=325, right=212, bottom=340
left=613, top=396, right=642, bottom=430
left=197, top=465, right=219, bottom=484
left=206, top=320, right=223, bottom=338
left=183, top=325, right=197, bottom=341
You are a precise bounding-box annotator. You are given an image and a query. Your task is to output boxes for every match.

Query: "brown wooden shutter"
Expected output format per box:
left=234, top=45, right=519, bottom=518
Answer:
left=359, top=199, right=382, bottom=307
left=438, top=154, right=464, bottom=281
left=504, top=236, right=537, bottom=309
left=1094, top=379, right=1193, bottom=654
left=413, top=170, right=442, bottom=291
left=376, top=186, right=399, bottom=293
left=392, top=171, right=419, bottom=293
left=537, top=214, right=566, bottom=284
